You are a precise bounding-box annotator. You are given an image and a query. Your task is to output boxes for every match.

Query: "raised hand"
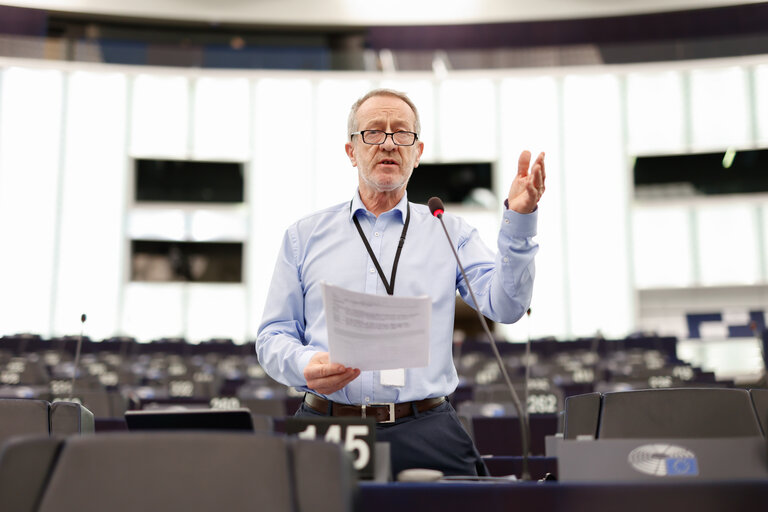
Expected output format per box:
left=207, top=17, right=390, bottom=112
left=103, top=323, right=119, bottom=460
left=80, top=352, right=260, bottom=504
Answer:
left=507, top=150, right=546, bottom=214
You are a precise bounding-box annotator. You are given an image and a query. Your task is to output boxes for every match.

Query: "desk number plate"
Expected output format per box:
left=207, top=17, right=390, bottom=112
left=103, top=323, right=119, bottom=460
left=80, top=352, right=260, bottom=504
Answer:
left=285, top=417, right=376, bottom=479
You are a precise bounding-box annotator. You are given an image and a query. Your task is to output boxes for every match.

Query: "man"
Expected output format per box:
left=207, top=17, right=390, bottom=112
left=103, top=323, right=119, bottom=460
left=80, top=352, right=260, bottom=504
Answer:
left=256, top=88, right=545, bottom=476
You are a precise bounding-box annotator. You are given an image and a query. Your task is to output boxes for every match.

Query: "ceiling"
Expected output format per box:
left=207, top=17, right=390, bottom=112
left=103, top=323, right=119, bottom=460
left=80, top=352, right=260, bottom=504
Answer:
left=1, top=0, right=765, bottom=27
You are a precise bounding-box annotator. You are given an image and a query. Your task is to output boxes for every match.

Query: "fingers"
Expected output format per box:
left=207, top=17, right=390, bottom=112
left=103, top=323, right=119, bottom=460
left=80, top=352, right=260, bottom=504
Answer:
left=531, top=152, right=546, bottom=191
left=303, top=351, right=360, bottom=395
left=508, top=150, right=546, bottom=214
left=517, top=150, right=532, bottom=177
left=308, top=368, right=360, bottom=395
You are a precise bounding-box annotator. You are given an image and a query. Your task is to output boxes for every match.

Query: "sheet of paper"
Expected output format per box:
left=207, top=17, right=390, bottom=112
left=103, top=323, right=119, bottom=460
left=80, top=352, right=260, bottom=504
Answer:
left=321, top=282, right=430, bottom=371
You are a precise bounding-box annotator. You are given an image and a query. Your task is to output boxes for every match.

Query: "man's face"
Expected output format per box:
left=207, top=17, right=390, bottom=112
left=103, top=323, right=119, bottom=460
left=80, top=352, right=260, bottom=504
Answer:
left=345, top=95, right=424, bottom=193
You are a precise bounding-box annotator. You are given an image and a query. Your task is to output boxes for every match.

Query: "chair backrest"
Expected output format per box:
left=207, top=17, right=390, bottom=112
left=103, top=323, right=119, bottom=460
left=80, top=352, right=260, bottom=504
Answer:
left=49, top=401, right=95, bottom=436
left=35, top=432, right=355, bottom=512
left=251, top=413, right=274, bottom=433
left=0, top=399, right=50, bottom=447
left=598, top=388, right=763, bottom=439
left=37, top=432, right=295, bottom=512
left=291, top=438, right=356, bottom=512
left=749, top=388, right=768, bottom=435
left=241, top=397, right=287, bottom=417
left=0, top=436, right=63, bottom=512
left=563, top=392, right=602, bottom=439
left=51, top=390, right=114, bottom=418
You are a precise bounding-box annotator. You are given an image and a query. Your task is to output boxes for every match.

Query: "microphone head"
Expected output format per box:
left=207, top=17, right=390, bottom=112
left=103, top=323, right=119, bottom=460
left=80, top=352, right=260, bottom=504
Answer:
left=81, top=314, right=87, bottom=323
left=428, top=197, right=445, bottom=218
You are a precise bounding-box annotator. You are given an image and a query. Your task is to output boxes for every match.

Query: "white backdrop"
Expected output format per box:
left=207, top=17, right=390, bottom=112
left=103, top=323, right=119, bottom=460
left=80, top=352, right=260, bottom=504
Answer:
left=1, top=54, right=767, bottom=343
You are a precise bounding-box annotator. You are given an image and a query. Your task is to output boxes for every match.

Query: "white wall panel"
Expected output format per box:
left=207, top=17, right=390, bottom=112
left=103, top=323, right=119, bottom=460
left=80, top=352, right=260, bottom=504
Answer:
left=314, top=79, right=372, bottom=208
left=189, top=210, right=247, bottom=242
left=130, top=74, right=189, bottom=158
left=0, top=67, right=63, bottom=336
left=756, top=64, right=768, bottom=145
left=122, top=283, right=185, bottom=341
left=689, top=67, right=750, bottom=151
left=632, top=206, right=693, bottom=288
left=562, top=74, right=633, bottom=338
left=249, top=78, right=315, bottom=338
left=498, top=76, right=565, bottom=340
left=53, top=71, right=128, bottom=339
left=438, top=79, right=497, bottom=162
left=696, top=203, right=759, bottom=286
left=626, top=71, right=686, bottom=155
left=192, top=77, right=251, bottom=160
left=186, top=284, right=247, bottom=343
left=128, top=209, right=186, bottom=240
left=2, top=54, right=767, bottom=344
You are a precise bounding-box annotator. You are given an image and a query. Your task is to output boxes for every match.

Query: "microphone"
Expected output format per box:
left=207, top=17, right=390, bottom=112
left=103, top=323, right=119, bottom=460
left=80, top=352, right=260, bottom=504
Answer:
left=427, top=197, right=444, bottom=218
left=428, top=197, right=531, bottom=481
left=69, top=314, right=86, bottom=397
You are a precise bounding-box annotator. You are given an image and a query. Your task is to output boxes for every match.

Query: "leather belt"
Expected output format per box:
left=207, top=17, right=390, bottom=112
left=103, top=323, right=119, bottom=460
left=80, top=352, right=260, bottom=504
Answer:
left=303, top=393, right=446, bottom=424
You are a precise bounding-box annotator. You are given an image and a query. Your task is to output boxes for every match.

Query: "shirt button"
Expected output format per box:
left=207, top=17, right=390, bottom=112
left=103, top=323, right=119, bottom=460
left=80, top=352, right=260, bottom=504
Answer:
left=365, top=397, right=370, bottom=402
left=504, top=218, right=510, bottom=224
left=503, top=257, right=509, bottom=263
left=374, top=232, right=380, bottom=237
left=370, top=268, right=375, bottom=273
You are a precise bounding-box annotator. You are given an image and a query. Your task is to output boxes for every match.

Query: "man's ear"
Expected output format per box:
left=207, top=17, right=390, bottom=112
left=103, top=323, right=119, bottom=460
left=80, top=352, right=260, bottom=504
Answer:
left=413, top=141, right=424, bottom=168
left=345, top=142, right=357, bottom=167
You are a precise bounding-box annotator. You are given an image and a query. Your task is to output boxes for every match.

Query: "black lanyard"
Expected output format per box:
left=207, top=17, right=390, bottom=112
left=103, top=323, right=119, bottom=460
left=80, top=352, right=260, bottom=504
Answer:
left=351, top=202, right=411, bottom=296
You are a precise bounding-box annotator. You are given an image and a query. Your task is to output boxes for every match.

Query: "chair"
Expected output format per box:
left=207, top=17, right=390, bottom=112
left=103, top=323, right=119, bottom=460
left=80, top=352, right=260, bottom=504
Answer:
left=32, top=432, right=355, bottom=512
left=0, top=398, right=94, bottom=451
left=749, top=388, right=768, bottom=435
left=564, top=388, right=764, bottom=440
left=291, top=438, right=356, bottom=512
left=0, top=436, right=63, bottom=512
left=0, top=399, right=50, bottom=447
left=241, top=397, right=287, bottom=417
left=562, top=392, right=601, bottom=439
left=50, top=390, right=127, bottom=418
left=49, top=401, right=95, bottom=436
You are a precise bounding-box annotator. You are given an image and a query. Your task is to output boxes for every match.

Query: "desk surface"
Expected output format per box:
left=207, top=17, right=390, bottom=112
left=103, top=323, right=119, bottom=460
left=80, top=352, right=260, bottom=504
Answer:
left=358, top=479, right=768, bottom=512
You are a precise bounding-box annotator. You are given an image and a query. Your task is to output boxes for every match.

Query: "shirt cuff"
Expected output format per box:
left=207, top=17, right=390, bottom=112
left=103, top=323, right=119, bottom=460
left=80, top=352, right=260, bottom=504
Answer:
left=501, top=207, right=537, bottom=238
left=297, top=349, right=317, bottom=384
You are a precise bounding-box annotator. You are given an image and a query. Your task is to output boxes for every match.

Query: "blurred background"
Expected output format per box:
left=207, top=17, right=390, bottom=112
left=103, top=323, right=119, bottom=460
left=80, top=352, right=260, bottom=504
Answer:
left=1, top=0, right=767, bottom=385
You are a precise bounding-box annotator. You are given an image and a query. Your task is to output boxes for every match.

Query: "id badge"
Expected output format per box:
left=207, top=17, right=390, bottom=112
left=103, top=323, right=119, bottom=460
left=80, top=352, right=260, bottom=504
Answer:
left=380, top=368, right=405, bottom=387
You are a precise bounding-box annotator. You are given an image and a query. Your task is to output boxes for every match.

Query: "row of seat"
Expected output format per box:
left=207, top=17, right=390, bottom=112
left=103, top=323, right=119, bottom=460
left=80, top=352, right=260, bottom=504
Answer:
left=563, top=387, right=768, bottom=439
left=0, top=432, right=355, bottom=512
left=1, top=388, right=766, bottom=493
left=1, top=334, right=726, bottom=407
left=0, top=399, right=93, bottom=448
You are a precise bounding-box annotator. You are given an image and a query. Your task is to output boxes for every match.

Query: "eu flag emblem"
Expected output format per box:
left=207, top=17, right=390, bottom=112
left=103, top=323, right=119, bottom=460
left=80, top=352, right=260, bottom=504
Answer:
left=665, top=457, right=699, bottom=476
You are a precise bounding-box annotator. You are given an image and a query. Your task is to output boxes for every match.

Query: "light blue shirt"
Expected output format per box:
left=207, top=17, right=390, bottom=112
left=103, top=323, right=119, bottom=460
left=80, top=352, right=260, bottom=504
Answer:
left=255, top=190, right=538, bottom=404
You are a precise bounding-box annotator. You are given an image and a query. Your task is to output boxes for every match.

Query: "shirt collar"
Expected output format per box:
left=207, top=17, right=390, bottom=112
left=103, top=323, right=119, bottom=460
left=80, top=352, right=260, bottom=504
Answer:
left=349, top=189, right=409, bottom=223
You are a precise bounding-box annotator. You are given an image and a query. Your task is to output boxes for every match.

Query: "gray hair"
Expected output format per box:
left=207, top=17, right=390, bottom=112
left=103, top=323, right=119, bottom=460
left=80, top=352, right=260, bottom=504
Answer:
left=347, top=88, right=421, bottom=139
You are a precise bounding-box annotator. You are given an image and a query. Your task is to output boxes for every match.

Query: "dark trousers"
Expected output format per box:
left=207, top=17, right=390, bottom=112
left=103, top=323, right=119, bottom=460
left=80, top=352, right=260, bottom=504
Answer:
left=295, top=399, right=488, bottom=477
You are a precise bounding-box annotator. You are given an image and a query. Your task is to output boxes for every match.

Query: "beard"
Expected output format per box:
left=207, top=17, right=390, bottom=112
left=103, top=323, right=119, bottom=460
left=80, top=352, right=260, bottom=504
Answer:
left=359, top=166, right=413, bottom=193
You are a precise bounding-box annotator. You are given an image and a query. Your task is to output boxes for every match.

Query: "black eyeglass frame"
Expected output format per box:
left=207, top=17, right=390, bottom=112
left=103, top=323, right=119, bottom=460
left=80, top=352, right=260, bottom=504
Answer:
left=350, top=130, right=419, bottom=146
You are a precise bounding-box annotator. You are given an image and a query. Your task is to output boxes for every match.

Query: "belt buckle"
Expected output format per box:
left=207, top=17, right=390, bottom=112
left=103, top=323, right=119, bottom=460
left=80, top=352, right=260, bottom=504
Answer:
left=369, top=403, right=396, bottom=423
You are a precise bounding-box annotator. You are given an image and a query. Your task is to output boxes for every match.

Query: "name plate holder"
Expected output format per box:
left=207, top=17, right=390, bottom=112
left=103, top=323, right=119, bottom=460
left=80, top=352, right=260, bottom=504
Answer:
left=286, top=417, right=388, bottom=480
left=557, top=436, right=768, bottom=482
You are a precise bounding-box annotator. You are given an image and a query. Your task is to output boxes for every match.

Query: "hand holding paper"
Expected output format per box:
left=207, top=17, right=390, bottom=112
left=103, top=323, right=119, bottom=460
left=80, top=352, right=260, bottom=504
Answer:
left=303, top=351, right=360, bottom=395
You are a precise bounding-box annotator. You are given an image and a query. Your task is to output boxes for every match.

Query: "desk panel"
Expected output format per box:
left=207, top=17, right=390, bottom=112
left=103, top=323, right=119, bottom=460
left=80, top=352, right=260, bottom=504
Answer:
left=359, top=480, right=768, bottom=512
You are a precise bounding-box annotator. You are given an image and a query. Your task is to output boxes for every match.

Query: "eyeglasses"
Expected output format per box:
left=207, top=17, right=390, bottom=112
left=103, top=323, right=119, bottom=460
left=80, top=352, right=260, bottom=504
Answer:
left=350, top=130, right=418, bottom=146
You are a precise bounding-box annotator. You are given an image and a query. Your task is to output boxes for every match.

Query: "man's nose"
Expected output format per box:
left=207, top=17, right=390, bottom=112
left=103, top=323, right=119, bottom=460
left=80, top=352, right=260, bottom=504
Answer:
left=381, top=133, right=397, bottom=150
